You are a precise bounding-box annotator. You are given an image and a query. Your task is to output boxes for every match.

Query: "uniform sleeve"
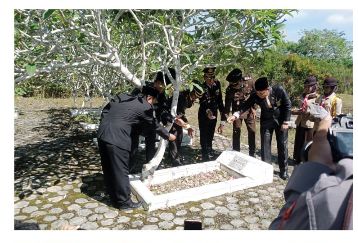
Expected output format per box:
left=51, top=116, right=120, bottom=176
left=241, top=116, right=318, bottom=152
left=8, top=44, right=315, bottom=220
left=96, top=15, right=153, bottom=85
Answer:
left=223, top=87, right=232, bottom=120
left=100, top=102, right=111, bottom=121
left=216, top=82, right=225, bottom=121
left=143, top=108, right=170, bottom=140
left=279, top=86, right=292, bottom=122
left=238, top=91, right=256, bottom=114
left=176, top=93, right=187, bottom=118
left=155, top=121, right=170, bottom=139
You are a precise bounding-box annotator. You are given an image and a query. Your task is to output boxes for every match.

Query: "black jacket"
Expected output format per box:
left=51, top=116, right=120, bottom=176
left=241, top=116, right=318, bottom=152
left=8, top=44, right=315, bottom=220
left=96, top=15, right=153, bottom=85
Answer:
left=157, top=90, right=194, bottom=125
left=238, top=85, right=291, bottom=126
left=97, top=93, right=170, bottom=151
left=198, top=80, right=225, bottom=120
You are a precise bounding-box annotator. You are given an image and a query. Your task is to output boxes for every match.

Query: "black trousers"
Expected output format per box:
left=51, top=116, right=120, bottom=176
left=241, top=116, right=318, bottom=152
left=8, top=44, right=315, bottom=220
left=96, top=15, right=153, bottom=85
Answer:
left=169, top=123, right=183, bottom=164
left=98, top=140, right=131, bottom=204
left=293, top=125, right=314, bottom=164
left=198, top=111, right=217, bottom=156
left=260, top=123, right=288, bottom=171
left=232, top=116, right=256, bottom=156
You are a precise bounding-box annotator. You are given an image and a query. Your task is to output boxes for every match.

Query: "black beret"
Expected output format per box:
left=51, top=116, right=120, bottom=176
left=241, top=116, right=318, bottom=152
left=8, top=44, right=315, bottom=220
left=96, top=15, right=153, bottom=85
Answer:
left=226, top=68, right=243, bottom=83
left=203, top=66, right=216, bottom=74
left=304, top=75, right=317, bottom=85
left=323, top=77, right=338, bottom=87
left=254, top=77, right=269, bottom=91
left=142, top=82, right=159, bottom=98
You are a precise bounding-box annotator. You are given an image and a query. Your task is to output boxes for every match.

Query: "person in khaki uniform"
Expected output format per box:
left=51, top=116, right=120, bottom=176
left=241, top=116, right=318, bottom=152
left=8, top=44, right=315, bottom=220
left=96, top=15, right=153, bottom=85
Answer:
left=292, top=76, right=318, bottom=165
left=317, top=77, right=342, bottom=118
left=218, top=68, right=256, bottom=156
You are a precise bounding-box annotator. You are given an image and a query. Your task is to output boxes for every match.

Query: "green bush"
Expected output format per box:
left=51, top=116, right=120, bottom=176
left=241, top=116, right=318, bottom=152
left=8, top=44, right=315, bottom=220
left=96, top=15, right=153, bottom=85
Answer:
left=14, top=78, right=72, bottom=98
left=73, top=113, right=100, bottom=124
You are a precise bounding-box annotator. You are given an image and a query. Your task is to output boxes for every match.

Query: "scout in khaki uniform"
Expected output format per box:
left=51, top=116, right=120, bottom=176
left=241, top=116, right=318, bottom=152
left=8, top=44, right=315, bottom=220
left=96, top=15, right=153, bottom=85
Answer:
left=292, top=75, right=318, bottom=165
left=317, top=77, right=342, bottom=118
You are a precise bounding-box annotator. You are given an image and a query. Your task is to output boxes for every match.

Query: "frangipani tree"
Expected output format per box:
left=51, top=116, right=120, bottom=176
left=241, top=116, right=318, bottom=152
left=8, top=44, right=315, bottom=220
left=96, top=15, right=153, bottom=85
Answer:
left=14, top=9, right=293, bottom=180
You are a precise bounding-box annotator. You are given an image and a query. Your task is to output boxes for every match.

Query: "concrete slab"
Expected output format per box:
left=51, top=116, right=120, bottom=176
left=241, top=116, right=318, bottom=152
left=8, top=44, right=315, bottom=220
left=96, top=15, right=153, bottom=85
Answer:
left=129, top=150, right=273, bottom=211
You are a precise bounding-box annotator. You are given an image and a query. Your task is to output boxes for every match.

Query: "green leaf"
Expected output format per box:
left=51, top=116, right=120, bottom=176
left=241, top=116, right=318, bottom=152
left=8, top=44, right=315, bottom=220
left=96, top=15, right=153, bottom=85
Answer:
left=188, top=83, right=193, bottom=92
left=43, top=9, right=56, bottom=20
left=25, top=64, right=36, bottom=76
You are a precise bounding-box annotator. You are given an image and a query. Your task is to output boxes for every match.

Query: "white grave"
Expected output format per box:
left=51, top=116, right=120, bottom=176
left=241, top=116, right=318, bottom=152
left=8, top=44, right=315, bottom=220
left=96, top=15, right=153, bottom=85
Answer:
left=79, top=122, right=99, bottom=131
left=129, top=150, right=273, bottom=211
left=69, top=108, right=101, bottom=117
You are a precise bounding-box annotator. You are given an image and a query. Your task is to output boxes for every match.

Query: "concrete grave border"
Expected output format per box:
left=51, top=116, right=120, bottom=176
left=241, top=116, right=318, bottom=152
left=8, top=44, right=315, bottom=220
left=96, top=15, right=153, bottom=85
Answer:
left=129, top=150, right=273, bottom=211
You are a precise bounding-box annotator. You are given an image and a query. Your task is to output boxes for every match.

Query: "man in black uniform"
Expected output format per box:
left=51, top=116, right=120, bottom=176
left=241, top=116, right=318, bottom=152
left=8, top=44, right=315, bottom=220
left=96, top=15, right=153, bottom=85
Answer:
left=227, top=77, right=291, bottom=180
left=219, top=68, right=256, bottom=156
left=198, top=66, right=225, bottom=161
left=154, top=68, right=204, bottom=166
left=167, top=80, right=204, bottom=165
left=97, top=84, right=176, bottom=210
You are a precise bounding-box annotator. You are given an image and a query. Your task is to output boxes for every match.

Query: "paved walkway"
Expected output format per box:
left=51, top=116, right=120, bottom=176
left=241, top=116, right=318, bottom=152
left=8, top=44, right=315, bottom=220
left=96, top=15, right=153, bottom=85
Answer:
left=14, top=108, right=292, bottom=230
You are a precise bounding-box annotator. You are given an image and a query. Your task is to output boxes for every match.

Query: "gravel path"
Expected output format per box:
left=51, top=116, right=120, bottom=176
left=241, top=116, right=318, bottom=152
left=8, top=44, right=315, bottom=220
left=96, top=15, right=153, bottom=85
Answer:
left=14, top=98, right=292, bottom=230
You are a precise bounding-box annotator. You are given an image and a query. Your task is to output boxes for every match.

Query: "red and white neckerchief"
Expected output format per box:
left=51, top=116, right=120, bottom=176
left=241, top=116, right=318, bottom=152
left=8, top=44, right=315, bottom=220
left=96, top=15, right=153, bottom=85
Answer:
left=320, top=96, right=330, bottom=108
left=300, top=95, right=309, bottom=112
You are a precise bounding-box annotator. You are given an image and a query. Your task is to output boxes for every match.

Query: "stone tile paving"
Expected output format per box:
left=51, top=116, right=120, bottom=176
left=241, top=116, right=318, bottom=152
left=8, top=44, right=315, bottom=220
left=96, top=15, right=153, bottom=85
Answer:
left=14, top=106, right=293, bottom=230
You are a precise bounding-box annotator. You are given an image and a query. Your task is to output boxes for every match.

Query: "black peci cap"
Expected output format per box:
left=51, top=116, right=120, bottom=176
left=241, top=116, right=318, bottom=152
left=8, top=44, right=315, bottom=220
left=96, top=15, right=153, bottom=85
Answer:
left=254, top=77, right=269, bottom=91
left=304, top=75, right=317, bottom=86
left=323, top=77, right=338, bottom=87
left=142, top=82, right=159, bottom=98
left=226, top=68, right=243, bottom=83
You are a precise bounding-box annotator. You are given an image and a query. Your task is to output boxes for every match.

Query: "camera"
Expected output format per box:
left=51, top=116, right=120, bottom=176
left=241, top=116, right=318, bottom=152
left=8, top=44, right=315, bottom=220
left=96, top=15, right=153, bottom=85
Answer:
left=327, top=115, right=353, bottom=162
left=302, top=114, right=353, bottom=163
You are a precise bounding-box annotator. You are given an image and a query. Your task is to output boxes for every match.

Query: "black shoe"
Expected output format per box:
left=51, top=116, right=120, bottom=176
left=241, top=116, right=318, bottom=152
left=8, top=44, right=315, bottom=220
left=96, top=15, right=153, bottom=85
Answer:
left=201, top=154, right=209, bottom=161
left=279, top=170, right=289, bottom=180
left=172, top=159, right=183, bottom=167
left=114, top=200, right=143, bottom=210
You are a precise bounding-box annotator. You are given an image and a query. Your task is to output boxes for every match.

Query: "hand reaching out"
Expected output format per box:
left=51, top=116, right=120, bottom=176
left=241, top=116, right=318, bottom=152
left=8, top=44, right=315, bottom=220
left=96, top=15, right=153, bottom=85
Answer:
left=227, top=115, right=236, bottom=124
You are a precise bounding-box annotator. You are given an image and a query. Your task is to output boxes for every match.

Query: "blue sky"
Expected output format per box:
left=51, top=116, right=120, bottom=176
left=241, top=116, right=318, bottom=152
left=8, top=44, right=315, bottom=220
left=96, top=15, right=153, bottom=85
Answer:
left=282, top=9, right=353, bottom=42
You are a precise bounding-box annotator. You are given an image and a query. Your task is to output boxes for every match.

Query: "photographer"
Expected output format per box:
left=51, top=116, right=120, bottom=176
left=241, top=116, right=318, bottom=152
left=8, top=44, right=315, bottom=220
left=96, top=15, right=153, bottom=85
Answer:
left=269, top=105, right=352, bottom=230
